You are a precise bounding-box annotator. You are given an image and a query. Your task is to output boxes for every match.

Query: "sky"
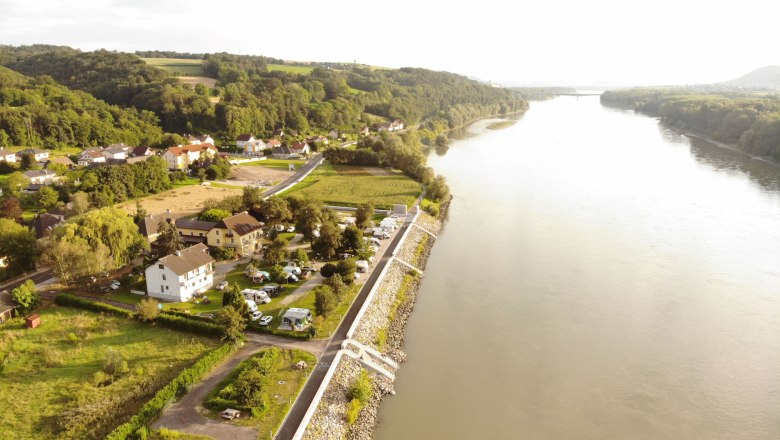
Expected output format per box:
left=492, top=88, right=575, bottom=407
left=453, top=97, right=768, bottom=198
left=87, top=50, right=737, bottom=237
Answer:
left=1, top=0, right=777, bottom=87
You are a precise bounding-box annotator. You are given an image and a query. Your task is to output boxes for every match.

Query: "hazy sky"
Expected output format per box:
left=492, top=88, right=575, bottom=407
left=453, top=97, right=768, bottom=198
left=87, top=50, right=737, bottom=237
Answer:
left=1, top=0, right=777, bottom=86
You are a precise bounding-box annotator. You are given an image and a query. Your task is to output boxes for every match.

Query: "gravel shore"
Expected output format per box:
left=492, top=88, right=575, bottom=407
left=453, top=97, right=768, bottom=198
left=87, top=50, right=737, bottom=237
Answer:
left=302, top=200, right=450, bottom=440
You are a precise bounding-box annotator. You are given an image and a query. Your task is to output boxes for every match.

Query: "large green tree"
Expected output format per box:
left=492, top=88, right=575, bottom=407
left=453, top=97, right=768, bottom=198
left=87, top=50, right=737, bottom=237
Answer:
left=155, top=220, right=185, bottom=257
left=10, top=280, right=39, bottom=313
left=0, top=218, right=37, bottom=280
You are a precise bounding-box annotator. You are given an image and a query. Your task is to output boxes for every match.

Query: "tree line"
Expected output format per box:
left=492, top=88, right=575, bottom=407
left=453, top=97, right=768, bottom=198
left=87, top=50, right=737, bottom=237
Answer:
left=601, top=89, right=780, bottom=161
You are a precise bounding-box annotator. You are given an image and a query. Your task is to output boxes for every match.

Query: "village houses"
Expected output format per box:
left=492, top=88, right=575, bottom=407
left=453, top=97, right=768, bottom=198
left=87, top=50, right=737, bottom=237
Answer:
left=16, top=148, right=50, bottom=162
left=23, top=169, right=59, bottom=185
left=162, top=143, right=218, bottom=170
left=206, top=212, right=264, bottom=257
left=144, top=243, right=215, bottom=302
left=0, top=149, right=17, bottom=163
left=185, top=134, right=215, bottom=145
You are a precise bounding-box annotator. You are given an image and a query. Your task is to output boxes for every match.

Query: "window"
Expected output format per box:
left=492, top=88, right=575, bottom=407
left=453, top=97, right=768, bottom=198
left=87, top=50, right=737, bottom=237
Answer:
left=158, top=264, right=164, bottom=269
left=161, top=285, right=164, bottom=292
left=199, top=232, right=204, bottom=237
left=216, top=230, right=220, bottom=235
left=165, top=285, right=169, bottom=291
left=162, top=274, right=166, bottom=281
left=217, top=239, right=220, bottom=244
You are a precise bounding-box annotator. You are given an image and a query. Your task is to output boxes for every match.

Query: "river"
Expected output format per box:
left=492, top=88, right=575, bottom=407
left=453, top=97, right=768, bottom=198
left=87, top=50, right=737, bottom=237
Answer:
left=373, top=96, right=780, bottom=440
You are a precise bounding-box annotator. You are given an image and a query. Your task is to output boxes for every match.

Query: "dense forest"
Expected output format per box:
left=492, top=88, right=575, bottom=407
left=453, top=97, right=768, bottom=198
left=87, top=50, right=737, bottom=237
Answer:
left=601, top=89, right=780, bottom=161
left=0, top=65, right=163, bottom=148
left=0, top=45, right=527, bottom=142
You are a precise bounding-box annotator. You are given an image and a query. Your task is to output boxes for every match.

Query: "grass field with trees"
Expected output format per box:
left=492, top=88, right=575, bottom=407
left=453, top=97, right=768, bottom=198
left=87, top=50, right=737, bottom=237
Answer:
left=281, top=165, right=422, bottom=208
left=203, top=347, right=316, bottom=434
left=0, top=306, right=219, bottom=439
left=140, top=58, right=206, bottom=76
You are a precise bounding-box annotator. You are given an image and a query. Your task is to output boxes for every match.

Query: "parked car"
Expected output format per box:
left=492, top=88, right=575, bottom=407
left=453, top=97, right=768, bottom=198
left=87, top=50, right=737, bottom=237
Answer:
left=216, top=281, right=229, bottom=291
left=250, top=310, right=263, bottom=321
left=258, top=315, right=273, bottom=326
left=221, top=408, right=241, bottom=420
left=286, top=225, right=296, bottom=233
left=110, top=280, right=121, bottom=290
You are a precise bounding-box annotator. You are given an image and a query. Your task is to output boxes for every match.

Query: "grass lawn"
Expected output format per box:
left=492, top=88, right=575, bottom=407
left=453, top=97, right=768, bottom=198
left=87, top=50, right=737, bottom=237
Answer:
left=173, top=177, right=201, bottom=189
left=210, top=182, right=245, bottom=190
left=281, top=164, right=422, bottom=209
left=163, top=264, right=307, bottom=317
left=0, top=306, right=219, bottom=439
left=142, top=58, right=205, bottom=76
left=268, top=64, right=313, bottom=75
left=3, top=145, right=82, bottom=157
left=73, top=288, right=146, bottom=306
left=291, top=283, right=361, bottom=338
left=247, top=158, right=306, bottom=170
left=203, top=348, right=316, bottom=435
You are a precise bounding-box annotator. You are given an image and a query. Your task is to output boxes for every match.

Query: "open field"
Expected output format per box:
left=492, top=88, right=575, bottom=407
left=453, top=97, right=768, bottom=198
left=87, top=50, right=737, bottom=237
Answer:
left=118, top=185, right=242, bottom=216
left=3, top=145, right=82, bottom=157
left=268, top=64, right=313, bottom=75
left=177, top=76, right=218, bottom=89
left=0, top=306, right=218, bottom=439
left=203, top=348, right=316, bottom=434
left=142, top=58, right=205, bottom=76
left=228, top=164, right=294, bottom=186
left=281, top=165, right=422, bottom=208
left=247, top=158, right=306, bottom=170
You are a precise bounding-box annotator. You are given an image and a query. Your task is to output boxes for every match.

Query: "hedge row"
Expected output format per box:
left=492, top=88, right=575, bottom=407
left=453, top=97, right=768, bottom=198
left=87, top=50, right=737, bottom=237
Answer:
left=162, top=310, right=215, bottom=323
left=246, top=322, right=312, bottom=340
left=55, top=294, right=134, bottom=318
left=106, top=342, right=238, bottom=440
left=153, top=313, right=224, bottom=337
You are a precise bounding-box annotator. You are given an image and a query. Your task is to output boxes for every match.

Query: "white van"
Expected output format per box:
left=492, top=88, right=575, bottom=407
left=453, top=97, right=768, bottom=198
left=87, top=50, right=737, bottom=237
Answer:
left=244, top=299, right=258, bottom=312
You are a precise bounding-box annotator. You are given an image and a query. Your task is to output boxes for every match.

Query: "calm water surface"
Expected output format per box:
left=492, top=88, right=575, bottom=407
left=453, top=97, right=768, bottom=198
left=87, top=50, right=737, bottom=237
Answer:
left=374, top=96, right=780, bottom=440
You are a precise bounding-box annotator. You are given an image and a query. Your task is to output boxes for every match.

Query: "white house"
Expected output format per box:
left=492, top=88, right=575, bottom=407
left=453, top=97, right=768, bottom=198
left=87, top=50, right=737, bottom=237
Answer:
left=23, top=169, right=58, bottom=185
left=102, top=144, right=131, bottom=160
left=236, top=134, right=256, bottom=151
left=17, top=148, right=50, bottom=162
left=145, top=243, right=215, bottom=302
left=0, top=149, right=17, bottom=163
left=78, top=149, right=107, bottom=166
left=290, top=142, right=310, bottom=156
left=162, top=143, right=218, bottom=170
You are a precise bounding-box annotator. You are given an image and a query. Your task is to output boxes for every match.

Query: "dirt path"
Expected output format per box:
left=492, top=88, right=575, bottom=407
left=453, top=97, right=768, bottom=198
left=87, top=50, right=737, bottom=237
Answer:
left=152, top=334, right=327, bottom=440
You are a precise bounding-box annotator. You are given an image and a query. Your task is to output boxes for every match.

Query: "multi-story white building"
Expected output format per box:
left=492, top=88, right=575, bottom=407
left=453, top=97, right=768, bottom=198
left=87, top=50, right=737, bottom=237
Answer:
left=144, top=243, right=215, bottom=301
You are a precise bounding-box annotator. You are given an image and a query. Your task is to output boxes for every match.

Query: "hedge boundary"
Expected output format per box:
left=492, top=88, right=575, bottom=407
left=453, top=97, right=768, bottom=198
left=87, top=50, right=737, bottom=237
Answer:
left=106, top=342, right=238, bottom=440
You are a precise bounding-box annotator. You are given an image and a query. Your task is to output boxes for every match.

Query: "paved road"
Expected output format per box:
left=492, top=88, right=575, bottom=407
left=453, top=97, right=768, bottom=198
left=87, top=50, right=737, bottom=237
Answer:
left=0, top=269, right=53, bottom=292
left=263, top=154, right=324, bottom=199
left=274, top=216, right=412, bottom=440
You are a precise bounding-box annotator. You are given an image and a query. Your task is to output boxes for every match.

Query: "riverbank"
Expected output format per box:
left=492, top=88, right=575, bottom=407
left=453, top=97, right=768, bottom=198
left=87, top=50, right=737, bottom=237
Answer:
left=299, top=198, right=450, bottom=440
left=679, top=129, right=780, bottom=168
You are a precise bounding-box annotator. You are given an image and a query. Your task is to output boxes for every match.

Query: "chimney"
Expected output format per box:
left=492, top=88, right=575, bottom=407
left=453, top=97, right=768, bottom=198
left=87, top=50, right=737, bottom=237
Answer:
left=175, top=250, right=182, bottom=257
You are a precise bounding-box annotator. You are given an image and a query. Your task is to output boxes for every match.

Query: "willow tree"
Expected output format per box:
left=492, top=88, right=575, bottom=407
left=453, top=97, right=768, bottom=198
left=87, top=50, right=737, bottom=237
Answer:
left=53, top=207, right=148, bottom=269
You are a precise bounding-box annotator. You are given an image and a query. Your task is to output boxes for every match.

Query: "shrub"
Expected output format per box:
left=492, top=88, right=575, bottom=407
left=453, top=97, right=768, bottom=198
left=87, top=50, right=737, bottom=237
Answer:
left=55, top=294, right=134, bottom=318
left=153, top=313, right=224, bottom=338
left=314, top=286, right=336, bottom=317
left=67, top=332, right=80, bottom=345
left=93, top=370, right=113, bottom=387
left=10, top=280, right=39, bottom=314
left=136, top=297, right=160, bottom=321
left=320, top=263, right=337, bottom=278
left=349, top=369, right=373, bottom=404
left=420, top=198, right=440, bottom=217
left=103, top=348, right=129, bottom=378
left=210, top=246, right=236, bottom=261
left=346, top=398, right=362, bottom=425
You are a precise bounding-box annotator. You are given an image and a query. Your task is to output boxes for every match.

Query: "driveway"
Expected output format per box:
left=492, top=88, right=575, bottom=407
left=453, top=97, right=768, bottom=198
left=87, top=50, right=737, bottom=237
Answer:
left=152, top=334, right=327, bottom=439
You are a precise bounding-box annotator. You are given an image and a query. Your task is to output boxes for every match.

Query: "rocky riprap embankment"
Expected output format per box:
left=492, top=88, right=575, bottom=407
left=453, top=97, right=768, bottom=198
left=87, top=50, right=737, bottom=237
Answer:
left=302, top=204, right=449, bottom=440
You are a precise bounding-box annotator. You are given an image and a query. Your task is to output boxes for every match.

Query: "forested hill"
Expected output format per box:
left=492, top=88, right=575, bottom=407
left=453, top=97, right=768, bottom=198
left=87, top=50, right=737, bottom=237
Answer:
left=601, top=89, right=780, bottom=161
left=0, top=45, right=527, bottom=143
left=0, top=65, right=163, bottom=148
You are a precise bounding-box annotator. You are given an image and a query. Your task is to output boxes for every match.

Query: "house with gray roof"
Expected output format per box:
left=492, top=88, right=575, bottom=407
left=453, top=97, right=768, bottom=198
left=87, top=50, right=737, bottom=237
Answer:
left=144, top=243, right=215, bottom=302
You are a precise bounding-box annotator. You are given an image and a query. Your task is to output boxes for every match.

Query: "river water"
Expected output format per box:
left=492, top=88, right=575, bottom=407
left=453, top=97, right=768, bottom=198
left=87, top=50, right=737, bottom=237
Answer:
left=374, top=96, right=780, bottom=440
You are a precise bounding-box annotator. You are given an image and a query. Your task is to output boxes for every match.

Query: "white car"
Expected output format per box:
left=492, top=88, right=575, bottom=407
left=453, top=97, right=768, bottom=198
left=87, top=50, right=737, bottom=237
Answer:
left=110, top=280, right=121, bottom=290
left=216, top=281, right=229, bottom=291
left=258, top=315, right=273, bottom=326
left=286, top=225, right=296, bottom=233
left=250, top=310, right=263, bottom=321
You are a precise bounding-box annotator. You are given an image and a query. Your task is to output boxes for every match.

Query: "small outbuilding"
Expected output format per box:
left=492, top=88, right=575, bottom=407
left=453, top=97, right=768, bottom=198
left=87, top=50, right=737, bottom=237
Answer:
left=25, top=314, right=41, bottom=329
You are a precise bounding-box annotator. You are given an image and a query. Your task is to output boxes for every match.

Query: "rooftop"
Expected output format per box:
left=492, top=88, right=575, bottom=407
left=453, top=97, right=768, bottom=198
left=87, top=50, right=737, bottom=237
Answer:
left=155, top=243, right=214, bottom=276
